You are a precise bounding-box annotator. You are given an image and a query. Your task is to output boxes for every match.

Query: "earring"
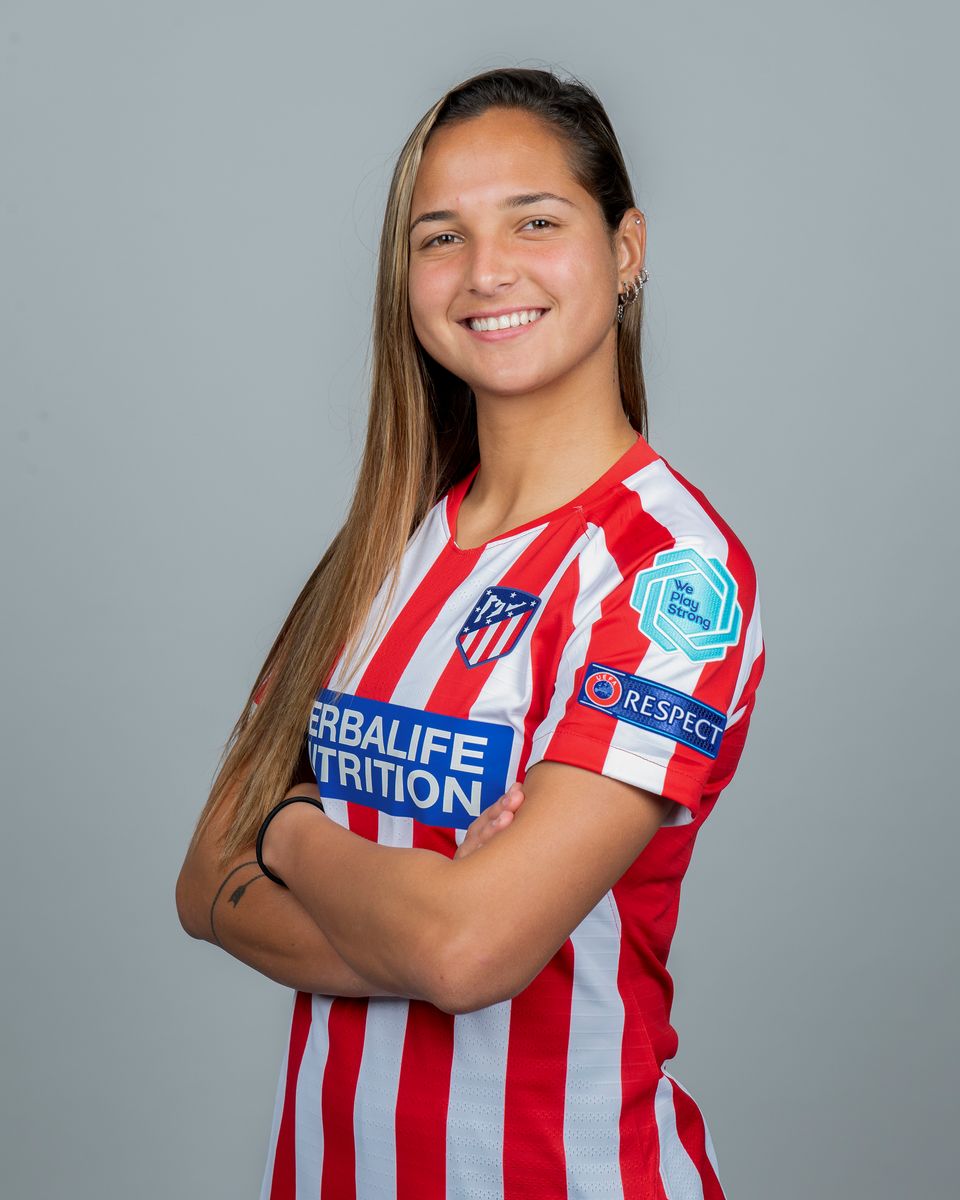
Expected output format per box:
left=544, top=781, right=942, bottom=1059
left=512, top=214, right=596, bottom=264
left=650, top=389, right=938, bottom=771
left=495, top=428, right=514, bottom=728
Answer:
left=616, top=267, right=649, bottom=324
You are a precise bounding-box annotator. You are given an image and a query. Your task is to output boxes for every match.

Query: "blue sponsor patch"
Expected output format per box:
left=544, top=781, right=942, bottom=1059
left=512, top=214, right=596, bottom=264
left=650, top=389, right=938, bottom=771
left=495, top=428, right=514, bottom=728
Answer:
left=577, top=662, right=726, bottom=758
left=307, top=688, right=513, bottom=829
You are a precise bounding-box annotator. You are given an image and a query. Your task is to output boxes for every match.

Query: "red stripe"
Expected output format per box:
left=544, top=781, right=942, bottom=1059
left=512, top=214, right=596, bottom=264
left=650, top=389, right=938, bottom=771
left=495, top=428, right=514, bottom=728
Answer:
left=317, top=540, right=480, bottom=1199
left=517, top=552, right=580, bottom=776
left=355, top=542, right=480, bottom=705
left=613, top=900, right=674, bottom=1199
left=278, top=449, right=758, bottom=1193
left=429, top=526, right=585, bottom=1196
left=306, top=641, right=376, bottom=1195
left=395, top=1003, right=453, bottom=1199
left=319, top=999, right=368, bottom=1199
left=404, top=523, right=585, bottom=1195
left=532, top=485, right=674, bottom=776
left=252, top=673, right=273, bottom=707
left=268, top=990, right=314, bottom=1199
left=668, top=1075, right=727, bottom=1199
left=503, top=939, right=574, bottom=1199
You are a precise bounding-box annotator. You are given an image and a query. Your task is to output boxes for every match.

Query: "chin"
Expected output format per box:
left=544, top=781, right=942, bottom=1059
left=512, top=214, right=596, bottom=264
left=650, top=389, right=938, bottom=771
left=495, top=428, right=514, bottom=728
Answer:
left=468, top=371, right=558, bottom=399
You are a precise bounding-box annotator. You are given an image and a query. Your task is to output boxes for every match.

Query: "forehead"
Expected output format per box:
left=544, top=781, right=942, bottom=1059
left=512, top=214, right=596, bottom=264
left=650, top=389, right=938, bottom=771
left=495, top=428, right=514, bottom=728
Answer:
left=412, top=109, right=580, bottom=207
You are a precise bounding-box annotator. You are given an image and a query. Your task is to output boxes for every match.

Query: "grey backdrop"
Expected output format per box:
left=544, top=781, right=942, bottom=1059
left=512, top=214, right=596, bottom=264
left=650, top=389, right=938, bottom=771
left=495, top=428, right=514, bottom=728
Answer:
left=3, top=2, right=957, bottom=1197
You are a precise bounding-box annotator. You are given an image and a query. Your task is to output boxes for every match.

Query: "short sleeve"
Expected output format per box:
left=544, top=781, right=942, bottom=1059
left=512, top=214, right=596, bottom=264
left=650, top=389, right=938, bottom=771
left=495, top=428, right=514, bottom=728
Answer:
left=525, top=533, right=765, bottom=825
left=250, top=674, right=272, bottom=711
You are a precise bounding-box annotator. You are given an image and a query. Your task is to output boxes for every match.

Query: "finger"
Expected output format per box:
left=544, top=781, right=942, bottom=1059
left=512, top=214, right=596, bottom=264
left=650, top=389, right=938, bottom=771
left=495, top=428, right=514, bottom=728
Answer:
left=500, top=783, right=525, bottom=812
left=465, top=785, right=525, bottom=847
left=487, top=799, right=521, bottom=832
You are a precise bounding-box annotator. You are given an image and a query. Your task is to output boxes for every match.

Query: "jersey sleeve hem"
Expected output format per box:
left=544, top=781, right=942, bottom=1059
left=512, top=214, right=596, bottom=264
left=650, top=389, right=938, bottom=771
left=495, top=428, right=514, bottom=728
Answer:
left=527, top=728, right=703, bottom=820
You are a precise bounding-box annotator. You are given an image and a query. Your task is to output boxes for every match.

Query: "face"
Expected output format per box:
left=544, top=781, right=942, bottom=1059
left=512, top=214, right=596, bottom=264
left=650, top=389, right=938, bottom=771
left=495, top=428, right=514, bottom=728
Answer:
left=407, top=108, right=643, bottom=403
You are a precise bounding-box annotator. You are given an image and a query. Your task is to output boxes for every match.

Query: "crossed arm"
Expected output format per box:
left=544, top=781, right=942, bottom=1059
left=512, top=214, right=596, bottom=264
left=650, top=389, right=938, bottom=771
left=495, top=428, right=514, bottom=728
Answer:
left=175, top=784, right=394, bottom=998
left=176, top=762, right=673, bottom=1014
left=175, top=779, right=524, bottom=1007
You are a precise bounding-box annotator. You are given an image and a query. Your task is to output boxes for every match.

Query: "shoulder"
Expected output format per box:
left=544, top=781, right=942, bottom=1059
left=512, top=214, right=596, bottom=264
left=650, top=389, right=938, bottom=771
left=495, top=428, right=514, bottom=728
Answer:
left=579, top=452, right=759, bottom=596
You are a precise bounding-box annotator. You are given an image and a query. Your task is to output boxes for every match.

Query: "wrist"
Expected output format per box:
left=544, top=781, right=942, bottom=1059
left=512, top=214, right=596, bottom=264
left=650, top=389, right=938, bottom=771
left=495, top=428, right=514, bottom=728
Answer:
left=258, top=795, right=328, bottom=887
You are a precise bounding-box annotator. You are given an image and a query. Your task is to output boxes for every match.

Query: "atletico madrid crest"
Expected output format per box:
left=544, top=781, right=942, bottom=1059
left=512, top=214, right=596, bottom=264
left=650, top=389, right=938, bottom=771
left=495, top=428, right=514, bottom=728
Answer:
left=456, top=585, right=541, bottom=669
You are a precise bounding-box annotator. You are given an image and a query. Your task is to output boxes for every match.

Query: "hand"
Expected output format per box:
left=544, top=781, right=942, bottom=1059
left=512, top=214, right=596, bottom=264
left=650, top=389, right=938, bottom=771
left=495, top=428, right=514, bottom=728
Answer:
left=453, top=782, right=525, bottom=861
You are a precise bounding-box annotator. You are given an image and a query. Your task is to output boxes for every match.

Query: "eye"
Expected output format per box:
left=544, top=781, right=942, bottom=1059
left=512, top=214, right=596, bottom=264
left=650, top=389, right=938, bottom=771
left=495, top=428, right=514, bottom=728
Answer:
left=421, top=218, right=557, bottom=249
left=423, top=232, right=462, bottom=248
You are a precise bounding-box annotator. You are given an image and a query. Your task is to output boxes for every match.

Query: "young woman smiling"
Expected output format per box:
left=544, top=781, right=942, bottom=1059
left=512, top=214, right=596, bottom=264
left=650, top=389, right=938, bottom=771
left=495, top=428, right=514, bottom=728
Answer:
left=177, top=66, right=764, bottom=1200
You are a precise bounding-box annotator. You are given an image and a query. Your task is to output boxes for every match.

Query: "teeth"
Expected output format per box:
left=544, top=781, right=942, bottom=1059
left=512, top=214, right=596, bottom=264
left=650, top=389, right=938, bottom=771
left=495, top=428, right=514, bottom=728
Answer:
left=467, top=308, right=546, bottom=332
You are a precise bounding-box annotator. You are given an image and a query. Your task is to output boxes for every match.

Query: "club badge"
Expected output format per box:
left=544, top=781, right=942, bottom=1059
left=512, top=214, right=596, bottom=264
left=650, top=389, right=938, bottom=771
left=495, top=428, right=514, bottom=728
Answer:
left=457, top=585, right=541, bottom=669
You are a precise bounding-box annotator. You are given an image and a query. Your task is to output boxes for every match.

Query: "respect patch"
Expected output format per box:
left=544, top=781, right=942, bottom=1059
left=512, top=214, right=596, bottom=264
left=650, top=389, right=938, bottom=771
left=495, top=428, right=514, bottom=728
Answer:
left=577, top=662, right=727, bottom=759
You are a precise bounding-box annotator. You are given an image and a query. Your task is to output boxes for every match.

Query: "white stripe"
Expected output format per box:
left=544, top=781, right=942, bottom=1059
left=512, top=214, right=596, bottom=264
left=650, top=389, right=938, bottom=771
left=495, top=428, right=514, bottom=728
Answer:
left=329, top=506, right=461, bottom=1186
left=488, top=611, right=525, bottom=657
left=294, top=995, right=333, bottom=1200
left=393, top=523, right=547, bottom=706
left=463, top=626, right=486, bottom=659
left=526, top=524, right=623, bottom=769
left=466, top=612, right=516, bottom=663
left=301, top=492, right=456, bottom=1189
left=526, top=459, right=740, bottom=826
left=655, top=1074, right=706, bottom=1200
left=662, top=1068, right=722, bottom=1179
left=727, top=576, right=763, bottom=718
left=619, top=459, right=728, bottom=754
left=347, top=527, right=546, bottom=1188
left=354, top=998, right=408, bottom=1197
left=445, top=1001, right=511, bottom=1199
left=466, top=620, right=500, bottom=662
left=331, top=500, right=450, bottom=694
left=703, top=1119, right=721, bottom=1177
left=385, top=532, right=542, bottom=1187
left=445, top=530, right=587, bottom=1188
left=318, top=501, right=450, bottom=829
left=456, top=533, right=588, bottom=843
left=662, top=1070, right=724, bottom=1180
left=563, top=894, right=627, bottom=1198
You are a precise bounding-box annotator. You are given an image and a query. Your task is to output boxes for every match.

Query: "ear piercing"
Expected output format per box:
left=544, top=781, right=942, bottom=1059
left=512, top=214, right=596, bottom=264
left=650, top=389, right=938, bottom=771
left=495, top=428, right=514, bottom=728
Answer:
left=617, top=268, right=648, bottom=323
left=617, top=216, right=647, bottom=324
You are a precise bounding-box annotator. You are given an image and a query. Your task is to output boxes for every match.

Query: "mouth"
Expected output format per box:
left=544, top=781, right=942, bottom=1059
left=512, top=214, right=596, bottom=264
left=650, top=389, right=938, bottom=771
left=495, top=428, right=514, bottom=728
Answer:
left=458, top=307, right=550, bottom=342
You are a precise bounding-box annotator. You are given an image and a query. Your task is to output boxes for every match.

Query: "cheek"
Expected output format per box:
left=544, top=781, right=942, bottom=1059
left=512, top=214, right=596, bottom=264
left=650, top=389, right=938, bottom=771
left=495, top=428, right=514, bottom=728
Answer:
left=535, top=244, right=615, bottom=317
left=408, top=261, right=454, bottom=325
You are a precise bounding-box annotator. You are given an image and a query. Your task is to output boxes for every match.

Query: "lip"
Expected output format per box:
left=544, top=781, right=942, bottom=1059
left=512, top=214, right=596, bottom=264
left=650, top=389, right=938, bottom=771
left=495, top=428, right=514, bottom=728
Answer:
left=458, top=308, right=550, bottom=342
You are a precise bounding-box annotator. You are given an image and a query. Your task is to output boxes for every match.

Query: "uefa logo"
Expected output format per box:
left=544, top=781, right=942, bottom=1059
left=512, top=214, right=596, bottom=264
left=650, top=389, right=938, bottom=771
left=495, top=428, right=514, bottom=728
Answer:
left=583, top=669, right=622, bottom=707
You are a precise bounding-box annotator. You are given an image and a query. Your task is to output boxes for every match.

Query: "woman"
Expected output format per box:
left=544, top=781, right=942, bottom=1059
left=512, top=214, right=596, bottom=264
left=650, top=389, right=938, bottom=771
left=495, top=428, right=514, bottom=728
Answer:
left=177, top=66, right=765, bottom=1199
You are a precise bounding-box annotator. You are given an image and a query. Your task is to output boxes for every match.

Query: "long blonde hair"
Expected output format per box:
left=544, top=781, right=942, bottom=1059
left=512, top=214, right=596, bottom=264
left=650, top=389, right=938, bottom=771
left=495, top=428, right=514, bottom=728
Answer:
left=193, top=65, right=651, bottom=867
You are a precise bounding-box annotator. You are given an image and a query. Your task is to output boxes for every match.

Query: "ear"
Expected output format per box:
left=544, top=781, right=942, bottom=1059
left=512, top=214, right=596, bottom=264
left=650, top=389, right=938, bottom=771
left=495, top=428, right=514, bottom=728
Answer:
left=615, top=209, right=647, bottom=283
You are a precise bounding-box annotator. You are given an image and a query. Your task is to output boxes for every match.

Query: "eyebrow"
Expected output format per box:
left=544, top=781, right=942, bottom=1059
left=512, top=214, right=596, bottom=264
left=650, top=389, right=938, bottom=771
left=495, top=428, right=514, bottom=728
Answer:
left=409, top=191, right=577, bottom=235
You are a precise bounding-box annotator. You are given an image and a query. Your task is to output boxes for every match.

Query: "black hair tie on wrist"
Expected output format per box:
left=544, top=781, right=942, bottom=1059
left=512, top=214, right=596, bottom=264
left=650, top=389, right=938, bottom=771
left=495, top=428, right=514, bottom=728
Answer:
left=255, top=795, right=326, bottom=888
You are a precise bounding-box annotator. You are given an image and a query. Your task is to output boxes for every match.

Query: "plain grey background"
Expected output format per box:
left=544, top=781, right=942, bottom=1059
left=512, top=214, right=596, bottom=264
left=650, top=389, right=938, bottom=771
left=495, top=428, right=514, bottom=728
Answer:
left=2, top=2, right=957, bottom=1197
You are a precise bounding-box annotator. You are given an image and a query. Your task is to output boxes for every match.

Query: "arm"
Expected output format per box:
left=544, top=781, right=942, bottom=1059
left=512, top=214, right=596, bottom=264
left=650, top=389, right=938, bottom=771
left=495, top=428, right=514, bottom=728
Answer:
left=262, top=762, right=673, bottom=1015
left=260, top=803, right=460, bottom=1008
left=176, top=784, right=399, bottom=998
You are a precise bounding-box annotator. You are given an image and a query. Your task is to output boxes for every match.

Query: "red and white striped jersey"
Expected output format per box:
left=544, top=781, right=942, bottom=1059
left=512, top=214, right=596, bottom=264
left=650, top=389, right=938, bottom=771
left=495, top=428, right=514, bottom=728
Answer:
left=258, top=432, right=765, bottom=1199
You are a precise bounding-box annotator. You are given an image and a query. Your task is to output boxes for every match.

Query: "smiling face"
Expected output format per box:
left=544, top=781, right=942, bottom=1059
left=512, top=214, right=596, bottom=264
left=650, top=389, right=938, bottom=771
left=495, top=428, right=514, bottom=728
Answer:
left=408, top=108, right=635, bottom=406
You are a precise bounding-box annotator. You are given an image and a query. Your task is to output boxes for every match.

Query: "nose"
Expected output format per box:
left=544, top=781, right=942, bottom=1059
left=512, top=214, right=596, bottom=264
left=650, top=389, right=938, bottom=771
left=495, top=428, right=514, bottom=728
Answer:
left=462, top=232, right=519, bottom=296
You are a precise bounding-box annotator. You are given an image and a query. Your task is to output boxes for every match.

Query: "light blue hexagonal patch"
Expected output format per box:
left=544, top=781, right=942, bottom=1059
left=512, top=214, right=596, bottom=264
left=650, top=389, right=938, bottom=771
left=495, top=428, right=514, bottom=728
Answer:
left=629, top=547, right=742, bottom=662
